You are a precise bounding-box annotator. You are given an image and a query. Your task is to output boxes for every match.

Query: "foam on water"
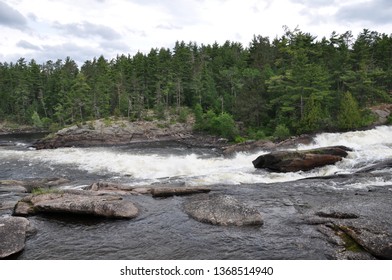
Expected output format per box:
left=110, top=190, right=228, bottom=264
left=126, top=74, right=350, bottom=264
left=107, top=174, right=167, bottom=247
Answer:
left=1, top=126, right=392, bottom=187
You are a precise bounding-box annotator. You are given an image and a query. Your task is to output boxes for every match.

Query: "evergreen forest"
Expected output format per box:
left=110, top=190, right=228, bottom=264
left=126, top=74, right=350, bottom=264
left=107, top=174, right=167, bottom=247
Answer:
left=1, top=28, right=392, bottom=140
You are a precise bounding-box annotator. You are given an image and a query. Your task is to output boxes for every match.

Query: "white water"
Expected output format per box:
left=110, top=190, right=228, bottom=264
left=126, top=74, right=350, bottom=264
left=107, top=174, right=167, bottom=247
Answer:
left=1, top=126, right=392, bottom=186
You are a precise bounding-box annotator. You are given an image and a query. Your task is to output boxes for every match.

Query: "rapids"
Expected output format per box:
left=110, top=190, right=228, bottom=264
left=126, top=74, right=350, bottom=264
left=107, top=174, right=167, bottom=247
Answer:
left=1, top=126, right=392, bottom=260
left=1, top=126, right=392, bottom=188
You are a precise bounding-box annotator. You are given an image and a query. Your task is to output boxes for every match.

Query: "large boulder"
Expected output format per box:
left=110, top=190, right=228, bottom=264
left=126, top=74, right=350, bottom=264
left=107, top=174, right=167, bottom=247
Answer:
left=252, top=146, right=352, bottom=172
left=0, top=216, right=30, bottom=258
left=14, top=192, right=138, bottom=219
left=184, top=194, right=263, bottom=226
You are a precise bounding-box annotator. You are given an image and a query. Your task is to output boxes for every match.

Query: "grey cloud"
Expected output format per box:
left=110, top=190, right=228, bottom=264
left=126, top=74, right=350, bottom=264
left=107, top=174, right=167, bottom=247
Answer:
left=0, top=1, right=27, bottom=30
left=53, top=21, right=121, bottom=40
left=291, top=0, right=339, bottom=7
left=17, top=40, right=41, bottom=51
left=28, top=13, right=38, bottom=22
left=3, top=43, right=105, bottom=66
left=125, top=27, right=147, bottom=37
left=335, top=0, right=392, bottom=25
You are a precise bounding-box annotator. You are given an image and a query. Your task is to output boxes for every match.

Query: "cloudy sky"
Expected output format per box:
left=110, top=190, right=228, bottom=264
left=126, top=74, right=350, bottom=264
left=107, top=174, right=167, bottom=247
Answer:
left=1, top=0, right=391, bottom=65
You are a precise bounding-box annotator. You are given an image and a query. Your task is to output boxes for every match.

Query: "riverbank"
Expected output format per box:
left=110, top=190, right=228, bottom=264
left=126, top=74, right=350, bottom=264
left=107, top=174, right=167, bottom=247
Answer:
left=0, top=121, right=43, bottom=135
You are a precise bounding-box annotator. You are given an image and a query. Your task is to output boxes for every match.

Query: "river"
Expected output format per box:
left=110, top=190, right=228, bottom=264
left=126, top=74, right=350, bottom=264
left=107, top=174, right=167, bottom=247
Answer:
left=1, top=126, right=392, bottom=259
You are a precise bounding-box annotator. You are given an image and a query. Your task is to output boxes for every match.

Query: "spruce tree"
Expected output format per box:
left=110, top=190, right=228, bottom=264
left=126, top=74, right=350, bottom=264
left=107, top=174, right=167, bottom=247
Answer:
left=337, top=92, right=362, bottom=130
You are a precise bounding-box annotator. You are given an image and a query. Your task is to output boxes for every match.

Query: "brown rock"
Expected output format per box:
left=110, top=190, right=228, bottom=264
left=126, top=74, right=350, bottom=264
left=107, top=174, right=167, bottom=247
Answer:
left=252, top=146, right=352, bottom=172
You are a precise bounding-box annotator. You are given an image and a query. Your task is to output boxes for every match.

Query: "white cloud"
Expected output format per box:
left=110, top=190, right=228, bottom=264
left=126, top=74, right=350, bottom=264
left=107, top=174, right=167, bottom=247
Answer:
left=0, top=0, right=391, bottom=65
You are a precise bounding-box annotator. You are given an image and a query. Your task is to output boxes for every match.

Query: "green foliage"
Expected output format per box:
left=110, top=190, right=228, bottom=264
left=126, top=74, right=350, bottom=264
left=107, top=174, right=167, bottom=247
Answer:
left=247, top=128, right=267, bottom=140
left=194, top=109, right=238, bottom=140
left=337, top=92, right=362, bottom=130
left=31, top=111, right=43, bottom=128
left=214, top=113, right=238, bottom=140
left=177, top=107, right=189, bottom=123
left=1, top=28, right=391, bottom=137
left=273, top=124, right=291, bottom=141
left=298, top=94, right=324, bottom=134
left=234, top=136, right=246, bottom=143
left=154, top=103, right=166, bottom=120
left=193, top=104, right=203, bottom=129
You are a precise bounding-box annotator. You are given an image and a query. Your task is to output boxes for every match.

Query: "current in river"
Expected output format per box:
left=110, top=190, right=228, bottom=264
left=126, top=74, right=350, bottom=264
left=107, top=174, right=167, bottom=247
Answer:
left=1, top=126, right=392, bottom=259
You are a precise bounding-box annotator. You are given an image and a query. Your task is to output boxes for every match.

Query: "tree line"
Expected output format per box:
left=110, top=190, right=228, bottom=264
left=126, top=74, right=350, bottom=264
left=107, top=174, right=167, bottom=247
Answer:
left=1, top=28, right=391, bottom=139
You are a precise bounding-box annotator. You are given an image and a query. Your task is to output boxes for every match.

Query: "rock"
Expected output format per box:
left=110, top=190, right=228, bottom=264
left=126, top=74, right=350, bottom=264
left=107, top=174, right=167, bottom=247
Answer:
left=223, top=140, right=276, bottom=156
left=370, top=104, right=392, bottom=125
left=151, top=186, right=211, bottom=197
left=33, top=119, right=194, bottom=149
left=13, top=201, right=35, bottom=216
left=315, top=211, right=359, bottom=219
left=252, top=146, right=352, bottom=172
left=184, top=194, right=263, bottom=226
left=356, top=159, right=392, bottom=173
left=85, top=181, right=134, bottom=192
left=0, top=216, right=30, bottom=258
left=84, top=182, right=153, bottom=195
left=338, top=224, right=392, bottom=259
left=0, top=178, right=70, bottom=193
left=276, top=134, right=314, bottom=149
left=13, top=192, right=139, bottom=219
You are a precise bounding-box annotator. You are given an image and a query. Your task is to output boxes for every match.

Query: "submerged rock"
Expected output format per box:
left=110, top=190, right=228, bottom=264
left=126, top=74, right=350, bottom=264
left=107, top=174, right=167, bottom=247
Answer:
left=184, top=194, right=263, bottom=226
left=252, top=146, right=352, bottom=172
left=0, top=216, right=30, bottom=258
left=14, top=192, right=138, bottom=219
left=151, top=186, right=211, bottom=197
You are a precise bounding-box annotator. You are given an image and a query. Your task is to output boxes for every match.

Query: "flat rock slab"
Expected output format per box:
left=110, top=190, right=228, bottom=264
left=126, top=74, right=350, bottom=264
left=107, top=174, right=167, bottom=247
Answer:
left=14, top=193, right=138, bottom=219
left=184, top=194, right=263, bottom=226
left=151, top=186, right=211, bottom=197
left=337, top=223, right=392, bottom=259
left=0, top=216, right=30, bottom=258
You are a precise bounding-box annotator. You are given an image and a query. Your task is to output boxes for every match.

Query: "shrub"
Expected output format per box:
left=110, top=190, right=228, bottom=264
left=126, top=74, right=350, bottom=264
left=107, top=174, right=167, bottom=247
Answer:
left=235, top=136, right=246, bottom=143
left=248, top=128, right=267, bottom=140
left=178, top=107, right=189, bottom=123
left=214, top=113, right=238, bottom=140
left=31, top=111, right=43, bottom=128
left=273, top=124, right=290, bottom=140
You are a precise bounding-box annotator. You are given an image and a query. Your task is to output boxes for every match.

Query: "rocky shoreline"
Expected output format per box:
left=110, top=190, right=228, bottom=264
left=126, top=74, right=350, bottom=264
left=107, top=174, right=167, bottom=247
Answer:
left=32, top=119, right=224, bottom=150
